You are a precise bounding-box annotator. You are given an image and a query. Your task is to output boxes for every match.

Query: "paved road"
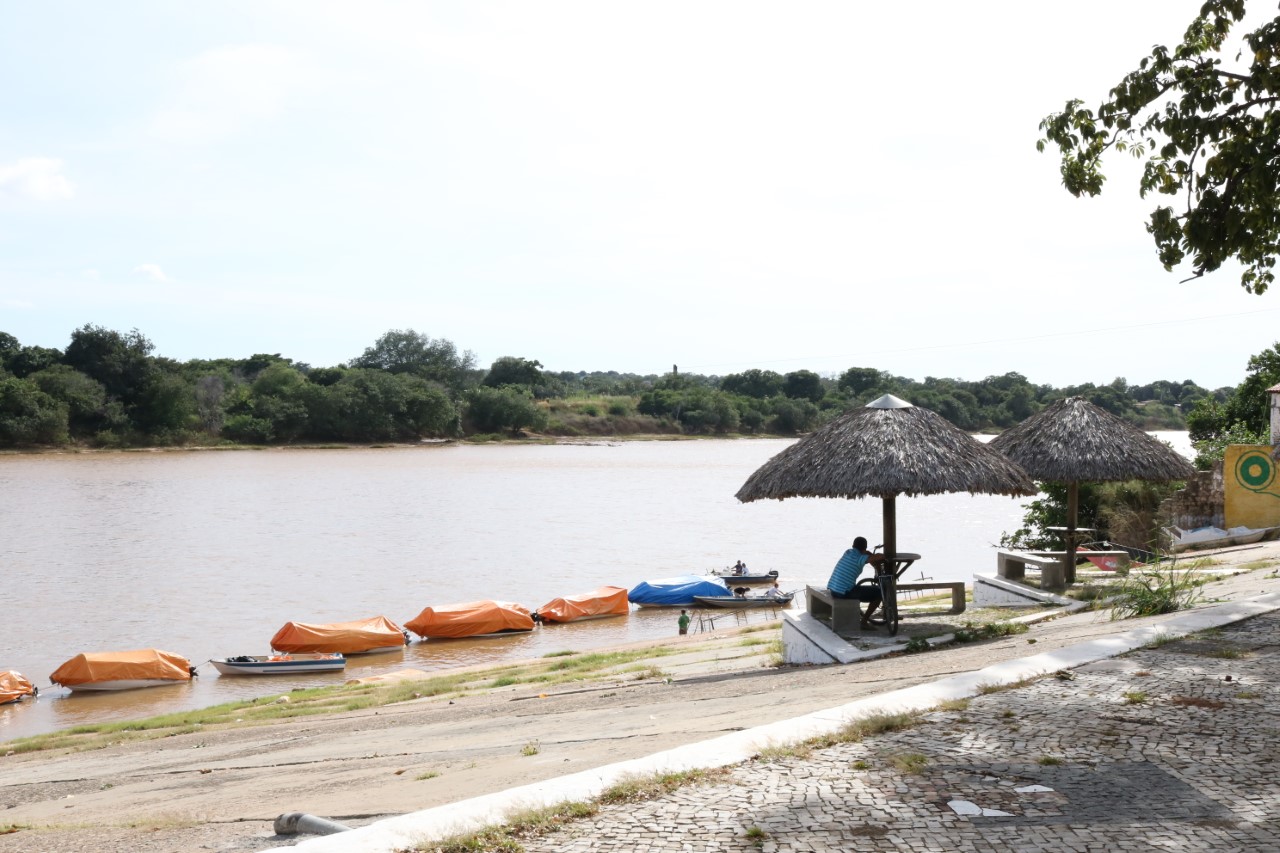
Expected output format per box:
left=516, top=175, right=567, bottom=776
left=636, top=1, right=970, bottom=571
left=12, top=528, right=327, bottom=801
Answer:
left=521, top=609, right=1280, bottom=852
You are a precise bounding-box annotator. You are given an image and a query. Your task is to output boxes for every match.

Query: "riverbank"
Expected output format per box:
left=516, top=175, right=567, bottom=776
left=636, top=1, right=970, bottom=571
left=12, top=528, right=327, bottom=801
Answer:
left=3, top=541, right=1278, bottom=853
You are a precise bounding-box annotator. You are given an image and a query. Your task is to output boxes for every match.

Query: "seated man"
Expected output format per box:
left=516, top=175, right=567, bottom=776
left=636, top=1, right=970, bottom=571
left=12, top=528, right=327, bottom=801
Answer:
left=826, top=536, right=885, bottom=627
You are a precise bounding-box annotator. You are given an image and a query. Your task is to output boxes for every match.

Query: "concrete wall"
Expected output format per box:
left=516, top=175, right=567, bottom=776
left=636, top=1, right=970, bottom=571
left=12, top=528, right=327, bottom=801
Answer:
left=1164, top=460, right=1224, bottom=531
left=1272, top=389, right=1280, bottom=446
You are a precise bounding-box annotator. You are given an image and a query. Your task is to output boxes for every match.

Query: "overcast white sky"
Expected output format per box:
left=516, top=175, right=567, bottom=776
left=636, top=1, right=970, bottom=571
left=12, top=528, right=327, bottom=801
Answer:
left=1, top=1, right=1276, bottom=389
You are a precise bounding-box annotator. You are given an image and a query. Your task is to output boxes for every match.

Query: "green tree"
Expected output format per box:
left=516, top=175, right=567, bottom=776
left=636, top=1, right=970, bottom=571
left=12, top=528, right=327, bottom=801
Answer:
left=465, top=386, right=547, bottom=434
left=351, top=329, right=476, bottom=391
left=6, top=345, right=62, bottom=378
left=1038, top=0, right=1280, bottom=293
left=0, top=377, right=69, bottom=445
left=483, top=356, right=544, bottom=389
left=63, top=325, right=155, bottom=401
left=720, top=369, right=784, bottom=399
left=782, top=369, right=825, bottom=403
left=837, top=367, right=886, bottom=397
left=28, top=365, right=121, bottom=437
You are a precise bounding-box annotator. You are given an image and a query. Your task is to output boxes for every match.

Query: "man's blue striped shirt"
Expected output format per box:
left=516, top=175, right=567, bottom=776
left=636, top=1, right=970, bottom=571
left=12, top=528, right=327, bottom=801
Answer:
left=828, top=549, right=870, bottom=594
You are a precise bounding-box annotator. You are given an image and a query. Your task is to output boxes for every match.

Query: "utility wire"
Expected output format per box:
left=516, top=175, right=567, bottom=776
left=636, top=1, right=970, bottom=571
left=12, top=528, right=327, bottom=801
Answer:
left=683, top=306, right=1280, bottom=372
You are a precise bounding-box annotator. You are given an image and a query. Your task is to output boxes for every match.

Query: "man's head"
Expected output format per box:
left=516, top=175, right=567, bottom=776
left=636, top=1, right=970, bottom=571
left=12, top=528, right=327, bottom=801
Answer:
left=853, top=536, right=868, bottom=551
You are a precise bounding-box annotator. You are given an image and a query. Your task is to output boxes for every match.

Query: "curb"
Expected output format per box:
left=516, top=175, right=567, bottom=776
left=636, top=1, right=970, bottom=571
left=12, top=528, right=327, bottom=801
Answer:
left=291, top=591, right=1280, bottom=852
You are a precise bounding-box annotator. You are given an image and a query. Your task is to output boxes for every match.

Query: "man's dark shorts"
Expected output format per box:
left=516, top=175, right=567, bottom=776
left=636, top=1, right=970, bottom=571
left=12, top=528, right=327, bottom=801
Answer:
left=831, top=585, right=881, bottom=602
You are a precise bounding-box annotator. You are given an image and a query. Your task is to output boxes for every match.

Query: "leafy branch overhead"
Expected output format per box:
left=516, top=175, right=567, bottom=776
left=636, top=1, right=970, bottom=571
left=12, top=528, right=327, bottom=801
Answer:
left=1038, top=0, right=1280, bottom=293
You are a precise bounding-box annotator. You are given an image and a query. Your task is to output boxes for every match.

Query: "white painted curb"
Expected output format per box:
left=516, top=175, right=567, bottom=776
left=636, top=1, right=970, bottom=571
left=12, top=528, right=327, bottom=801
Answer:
left=290, top=592, right=1280, bottom=852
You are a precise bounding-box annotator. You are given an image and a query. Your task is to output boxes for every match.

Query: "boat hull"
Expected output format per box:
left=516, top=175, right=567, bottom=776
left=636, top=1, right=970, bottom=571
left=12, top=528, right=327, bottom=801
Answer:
left=66, top=679, right=189, bottom=692
left=706, top=570, right=779, bottom=585
left=692, top=594, right=793, bottom=609
left=212, top=654, right=346, bottom=676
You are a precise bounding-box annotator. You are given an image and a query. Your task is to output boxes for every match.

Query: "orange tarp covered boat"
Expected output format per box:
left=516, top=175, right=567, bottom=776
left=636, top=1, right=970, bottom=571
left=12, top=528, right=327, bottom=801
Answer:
left=405, top=600, right=534, bottom=639
left=49, top=649, right=193, bottom=691
left=535, top=586, right=630, bottom=623
left=1, top=670, right=37, bottom=704
left=270, top=615, right=407, bottom=655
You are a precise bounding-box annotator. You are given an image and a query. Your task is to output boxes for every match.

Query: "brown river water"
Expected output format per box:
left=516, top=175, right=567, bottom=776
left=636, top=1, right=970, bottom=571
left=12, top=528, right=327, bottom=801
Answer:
left=1, top=435, right=1184, bottom=742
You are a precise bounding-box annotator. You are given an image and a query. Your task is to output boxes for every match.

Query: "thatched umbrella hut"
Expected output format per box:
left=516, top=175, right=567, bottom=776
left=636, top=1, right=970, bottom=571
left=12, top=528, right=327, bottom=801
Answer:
left=989, top=396, right=1195, bottom=586
left=736, top=394, right=1036, bottom=590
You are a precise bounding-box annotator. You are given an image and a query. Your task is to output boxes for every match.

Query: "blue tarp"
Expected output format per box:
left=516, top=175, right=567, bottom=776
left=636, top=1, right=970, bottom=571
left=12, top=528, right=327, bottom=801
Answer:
left=628, top=575, right=731, bottom=606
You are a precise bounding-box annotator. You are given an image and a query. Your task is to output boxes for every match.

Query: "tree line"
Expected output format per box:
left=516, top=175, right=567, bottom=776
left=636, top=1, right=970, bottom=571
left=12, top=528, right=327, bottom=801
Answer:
left=0, top=324, right=1243, bottom=449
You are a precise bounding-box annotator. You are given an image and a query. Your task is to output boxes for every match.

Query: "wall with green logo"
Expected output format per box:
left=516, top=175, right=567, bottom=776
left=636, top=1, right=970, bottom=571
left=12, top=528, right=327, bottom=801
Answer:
left=1225, top=445, right=1280, bottom=529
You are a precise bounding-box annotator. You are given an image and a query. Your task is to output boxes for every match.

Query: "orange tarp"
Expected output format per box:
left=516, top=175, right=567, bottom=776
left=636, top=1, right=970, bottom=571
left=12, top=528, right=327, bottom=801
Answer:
left=536, top=586, right=630, bottom=623
left=49, top=649, right=191, bottom=687
left=0, top=670, right=36, bottom=703
left=271, top=615, right=406, bottom=654
left=405, top=600, right=534, bottom=639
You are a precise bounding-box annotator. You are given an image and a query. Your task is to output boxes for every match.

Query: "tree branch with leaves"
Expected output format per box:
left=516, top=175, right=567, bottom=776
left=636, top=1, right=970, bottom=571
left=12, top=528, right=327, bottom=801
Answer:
left=1039, top=0, right=1280, bottom=293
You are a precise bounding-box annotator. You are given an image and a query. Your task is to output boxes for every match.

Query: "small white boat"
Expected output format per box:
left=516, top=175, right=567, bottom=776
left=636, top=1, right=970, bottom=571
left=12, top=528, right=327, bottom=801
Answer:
left=1167, top=526, right=1275, bottom=553
left=692, top=593, right=794, bottom=609
left=211, top=653, right=347, bottom=676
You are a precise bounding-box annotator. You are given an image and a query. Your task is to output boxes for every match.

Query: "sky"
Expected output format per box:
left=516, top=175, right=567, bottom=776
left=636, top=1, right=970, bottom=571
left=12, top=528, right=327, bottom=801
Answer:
left=1, top=1, right=1277, bottom=390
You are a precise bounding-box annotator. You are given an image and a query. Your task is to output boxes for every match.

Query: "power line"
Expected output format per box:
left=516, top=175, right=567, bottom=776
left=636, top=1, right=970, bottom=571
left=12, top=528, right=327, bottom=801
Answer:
left=683, top=306, right=1280, bottom=372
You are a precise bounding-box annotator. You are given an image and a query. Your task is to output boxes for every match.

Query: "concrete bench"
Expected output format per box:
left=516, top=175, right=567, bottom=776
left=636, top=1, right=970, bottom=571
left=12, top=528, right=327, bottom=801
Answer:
left=997, top=550, right=1066, bottom=591
left=897, top=582, right=966, bottom=614
left=806, top=586, right=864, bottom=634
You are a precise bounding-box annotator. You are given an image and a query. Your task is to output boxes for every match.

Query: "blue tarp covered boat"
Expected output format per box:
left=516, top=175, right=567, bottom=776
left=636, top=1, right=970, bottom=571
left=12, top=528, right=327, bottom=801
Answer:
left=628, top=575, right=732, bottom=607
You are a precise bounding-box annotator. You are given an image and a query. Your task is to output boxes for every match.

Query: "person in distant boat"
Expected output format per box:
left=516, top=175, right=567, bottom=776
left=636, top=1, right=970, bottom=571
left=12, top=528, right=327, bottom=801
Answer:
left=678, top=609, right=691, bottom=635
left=827, top=537, right=885, bottom=627
left=732, top=560, right=747, bottom=575
left=763, top=581, right=786, bottom=600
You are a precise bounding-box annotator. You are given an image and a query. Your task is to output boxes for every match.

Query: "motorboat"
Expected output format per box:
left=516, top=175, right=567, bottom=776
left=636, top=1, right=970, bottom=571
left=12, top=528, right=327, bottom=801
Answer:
left=628, top=575, right=732, bottom=607
left=692, top=592, right=794, bottom=609
left=1166, top=525, right=1276, bottom=553
left=1, top=670, right=37, bottom=704
left=706, top=567, right=780, bottom=585
left=270, top=615, right=408, bottom=655
left=405, top=600, right=535, bottom=639
left=50, top=649, right=194, bottom=692
left=211, top=653, right=346, bottom=676
left=534, top=586, right=630, bottom=623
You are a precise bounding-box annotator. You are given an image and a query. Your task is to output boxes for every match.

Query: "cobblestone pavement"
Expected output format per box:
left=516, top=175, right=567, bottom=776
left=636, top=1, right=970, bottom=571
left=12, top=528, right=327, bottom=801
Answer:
left=521, top=611, right=1280, bottom=852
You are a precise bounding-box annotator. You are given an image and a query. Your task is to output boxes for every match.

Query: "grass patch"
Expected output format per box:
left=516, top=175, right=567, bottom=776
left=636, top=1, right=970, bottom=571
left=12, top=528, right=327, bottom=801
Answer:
left=1108, top=567, right=1204, bottom=620
left=520, top=740, right=540, bottom=757
left=542, top=650, right=577, bottom=658
left=1122, top=691, right=1148, bottom=704
left=904, top=636, right=931, bottom=654
left=1037, top=755, right=1063, bottom=766
left=597, top=768, right=730, bottom=805
left=1199, top=646, right=1247, bottom=659
left=889, top=753, right=928, bottom=774
left=1143, top=632, right=1181, bottom=649
left=975, top=675, right=1040, bottom=696
left=1234, top=689, right=1260, bottom=699
left=415, top=770, right=440, bottom=781
left=411, top=800, right=601, bottom=851
left=952, top=621, right=1029, bottom=643
left=935, top=698, right=970, bottom=712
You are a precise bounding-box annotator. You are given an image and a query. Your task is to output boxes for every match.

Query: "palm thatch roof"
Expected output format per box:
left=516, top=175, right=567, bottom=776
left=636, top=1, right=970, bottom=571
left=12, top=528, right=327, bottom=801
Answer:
left=736, top=395, right=1036, bottom=502
left=988, top=396, right=1195, bottom=483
